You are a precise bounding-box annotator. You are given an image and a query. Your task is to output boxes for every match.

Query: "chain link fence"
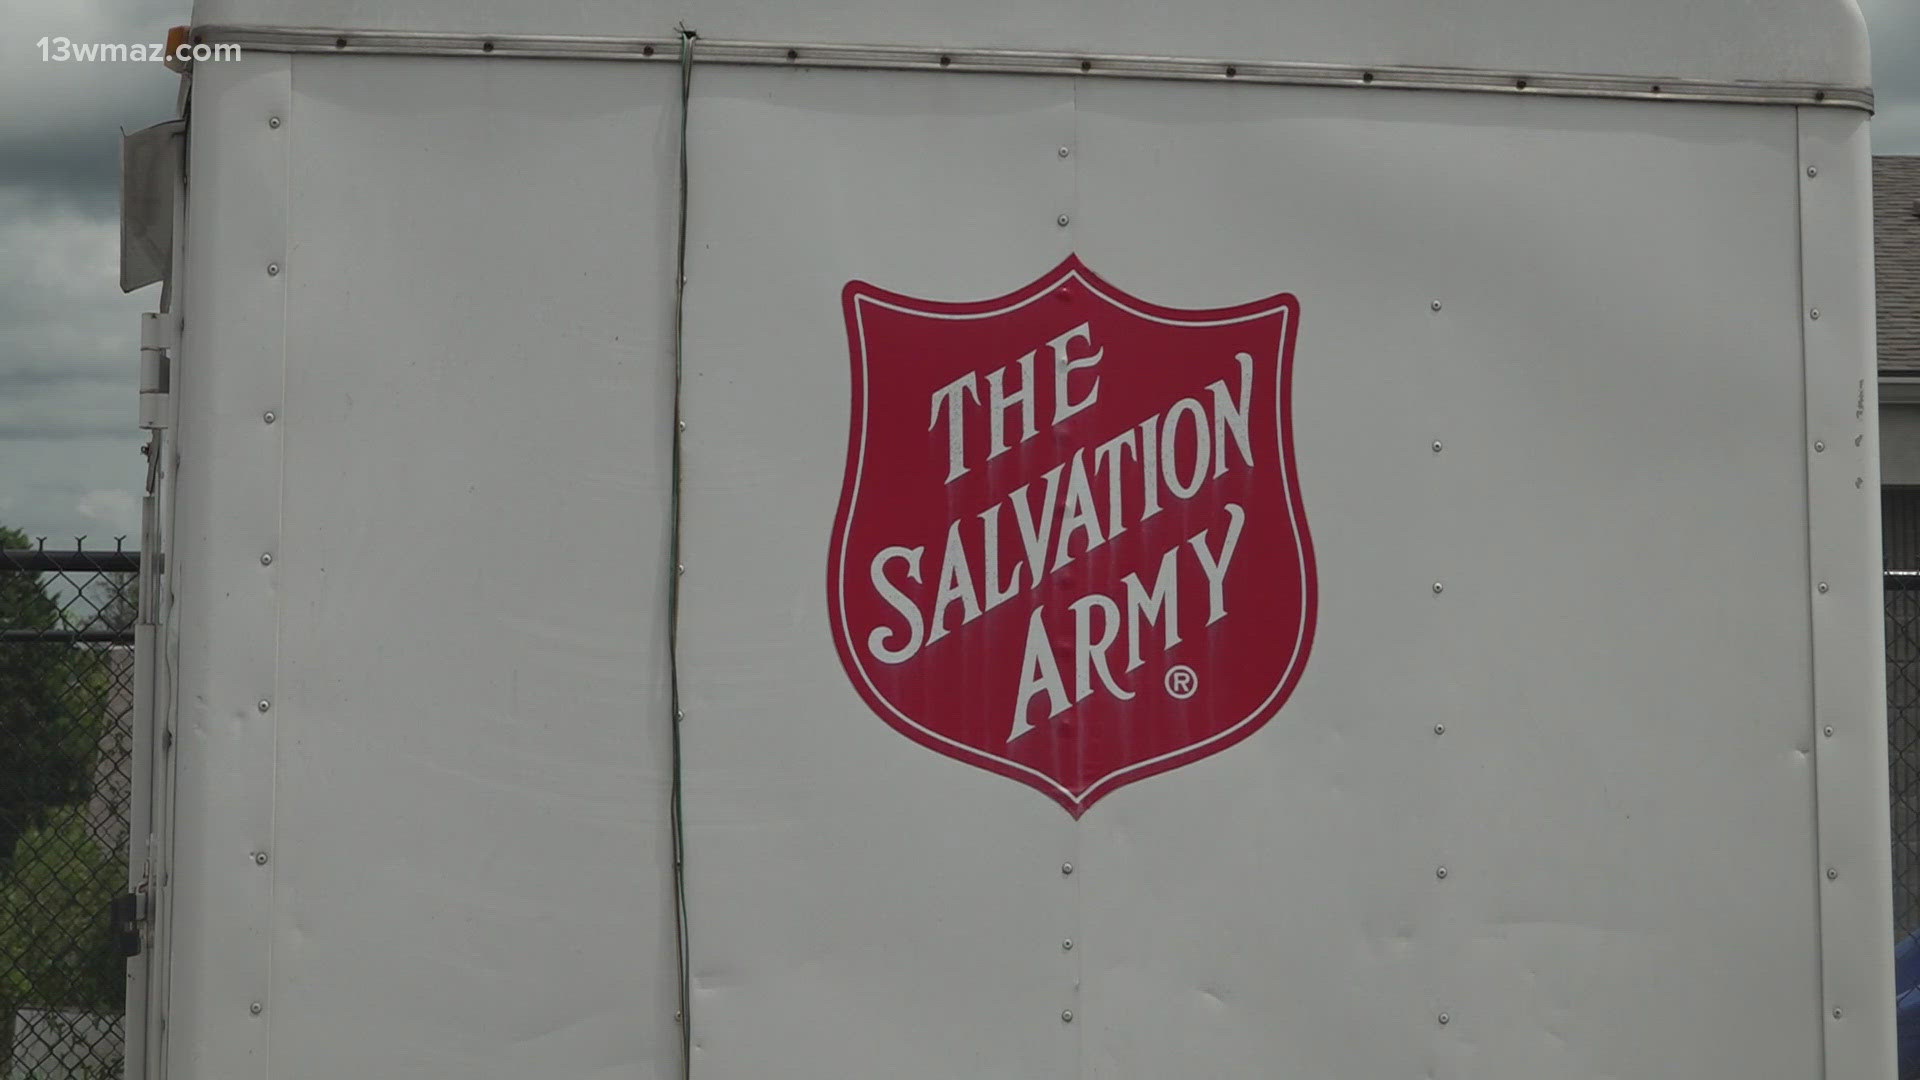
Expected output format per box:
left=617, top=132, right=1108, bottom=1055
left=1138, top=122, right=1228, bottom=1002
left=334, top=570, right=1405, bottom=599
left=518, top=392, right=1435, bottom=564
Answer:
left=0, top=539, right=137, bottom=1080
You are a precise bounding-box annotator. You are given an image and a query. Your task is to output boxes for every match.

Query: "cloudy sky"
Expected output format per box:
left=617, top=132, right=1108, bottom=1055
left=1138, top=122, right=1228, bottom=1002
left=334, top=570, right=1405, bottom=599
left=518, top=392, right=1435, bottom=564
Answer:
left=2, top=1, right=1918, bottom=548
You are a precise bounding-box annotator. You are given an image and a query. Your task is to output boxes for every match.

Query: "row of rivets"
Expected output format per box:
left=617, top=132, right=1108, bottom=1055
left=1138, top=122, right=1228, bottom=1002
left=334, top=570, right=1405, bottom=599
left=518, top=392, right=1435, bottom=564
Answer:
left=250, top=106, right=287, bottom=1024
left=1061, top=853, right=1076, bottom=1022
left=1807, top=173, right=1841, bottom=943
left=1810, top=235, right=1835, bottom=843
left=1057, top=143, right=1072, bottom=231
left=1428, top=333, right=1453, bottom=1031
left=1805, top=153, right=1857, bottom=1033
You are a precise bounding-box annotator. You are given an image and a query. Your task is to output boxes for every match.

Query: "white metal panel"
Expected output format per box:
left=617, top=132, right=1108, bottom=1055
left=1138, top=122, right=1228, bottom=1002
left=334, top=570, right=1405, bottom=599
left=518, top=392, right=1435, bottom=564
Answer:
left=168, top=52, right=291, bottom=1080
left=675, top=68, right=1083, bottom=1078
left=1070, top=82, right=1822, bottom=1079
left=672, top=69, right=1840, bottom=1078
left=161, top=47, right=1890, bottom=1080
left=1800, top=107, right=1898, bottom=1080
left=187, top=0, right=1871, bottom=91
left=172, top=54, right=685, bottom=1079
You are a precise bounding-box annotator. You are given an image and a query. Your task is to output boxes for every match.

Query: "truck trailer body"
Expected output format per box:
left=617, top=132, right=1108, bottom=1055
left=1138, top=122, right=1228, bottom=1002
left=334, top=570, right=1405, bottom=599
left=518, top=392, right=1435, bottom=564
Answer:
left=119, top=0, right=1893, bottom=1076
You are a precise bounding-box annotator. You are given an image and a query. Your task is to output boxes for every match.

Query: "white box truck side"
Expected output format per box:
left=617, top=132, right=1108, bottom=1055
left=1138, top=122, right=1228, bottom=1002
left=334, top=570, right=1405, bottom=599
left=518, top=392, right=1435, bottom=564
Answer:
left=120, top=1, right=1891, bottom=1076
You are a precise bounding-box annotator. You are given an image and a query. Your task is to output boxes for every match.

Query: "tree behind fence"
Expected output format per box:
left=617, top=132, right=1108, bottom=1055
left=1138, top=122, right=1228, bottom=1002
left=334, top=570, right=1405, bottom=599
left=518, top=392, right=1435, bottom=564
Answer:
left=0, top=533, right=135, bottom=1079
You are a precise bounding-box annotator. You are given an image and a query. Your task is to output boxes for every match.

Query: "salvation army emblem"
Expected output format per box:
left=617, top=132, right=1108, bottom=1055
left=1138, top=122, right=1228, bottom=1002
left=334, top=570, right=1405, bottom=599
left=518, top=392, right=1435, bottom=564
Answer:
left=827, top=257, right=1316, bottom=816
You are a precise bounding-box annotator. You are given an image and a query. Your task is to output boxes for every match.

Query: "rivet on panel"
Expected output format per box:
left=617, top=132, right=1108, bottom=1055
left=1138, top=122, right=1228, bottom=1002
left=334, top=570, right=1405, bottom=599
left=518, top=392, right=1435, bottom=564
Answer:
left=1435, top=866, right=1448, bottom=879
left=260, top=553, right=273, bottom=566
left=1057, top=214, right=1071, bottom=227
left=267, top=263, right=280, bottom=277
left=1432, top=440, right=1443, bottom=453
left=1814, top=441, right=1826, bottom=453
left=1824, top=725, right=1835, bottom=738
left=257, top=699, right=271, bottom=713
left=1061, top=861, right=1074, bottom=875
left=1430, top=300, right=1443, bottom=312
left=1810, top=308, right=1821, bottom=320
left=1834, top=1008, right=1843, bottom=1019
left=1062, top=939, right=1073, bottom=951
left=1438, top=1012, right=1451, bottom=1025
left=1432, top=582, right=1444, bottom=595
left=263, top=410, right=277, bottom=424
left=1818, top=582, right=1830, bottom=594
left=677, top=420, right=687, bottom=432
left=253, top=851, right=269, bottom=866
left=250, top=1001, right=263, bottom=1015
left=677, top=564, right=686, bottom=575
left=1058, top=146, right=1071, bottom=158
left=1061, top=1010, right=1074, bottom=1023
left=1827, top=866, right=1839, bottom=880
left=1433, top=723, right=1446, bottom=735
left=267, top=116, right=281, bottom=129
left=1808, top=165, right=1819, bottom=178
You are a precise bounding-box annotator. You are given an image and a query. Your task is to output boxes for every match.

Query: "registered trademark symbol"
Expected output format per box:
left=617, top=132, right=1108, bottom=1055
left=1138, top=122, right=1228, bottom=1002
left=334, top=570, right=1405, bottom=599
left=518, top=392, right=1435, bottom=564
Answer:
left=1164, top=665, right=1199, bottom=699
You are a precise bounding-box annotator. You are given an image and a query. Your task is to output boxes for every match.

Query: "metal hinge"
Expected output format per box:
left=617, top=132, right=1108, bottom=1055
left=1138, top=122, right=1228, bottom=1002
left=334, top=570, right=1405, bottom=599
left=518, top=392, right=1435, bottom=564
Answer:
left=110, top=879, right=151, bottom=958
left=139, top=310, right=178, bottom=432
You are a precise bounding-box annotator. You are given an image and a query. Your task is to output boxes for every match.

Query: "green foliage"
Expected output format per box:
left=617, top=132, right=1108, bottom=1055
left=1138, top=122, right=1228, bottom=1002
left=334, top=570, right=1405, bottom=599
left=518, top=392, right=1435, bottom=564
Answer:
left=0, top=526, right=102, bottom=871
left=0, top=524, right=128, bottom=1076
left=0, top=808, right=123, bottom=1013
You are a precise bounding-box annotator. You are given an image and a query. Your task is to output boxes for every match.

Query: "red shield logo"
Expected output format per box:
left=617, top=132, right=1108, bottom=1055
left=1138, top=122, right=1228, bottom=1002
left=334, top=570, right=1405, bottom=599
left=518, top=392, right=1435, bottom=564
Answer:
left=828, top=257, right=1315, bottom=816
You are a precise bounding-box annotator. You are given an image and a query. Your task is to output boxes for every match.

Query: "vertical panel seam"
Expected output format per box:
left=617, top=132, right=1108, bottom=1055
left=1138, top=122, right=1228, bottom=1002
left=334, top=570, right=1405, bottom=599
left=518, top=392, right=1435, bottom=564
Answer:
left=1792, top=104, right=1834, bottom=1080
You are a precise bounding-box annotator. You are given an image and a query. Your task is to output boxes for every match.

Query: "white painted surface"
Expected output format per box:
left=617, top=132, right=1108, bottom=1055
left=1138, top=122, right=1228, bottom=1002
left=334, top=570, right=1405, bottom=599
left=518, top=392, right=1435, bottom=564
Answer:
left=159, top=41, right=1890, bottom=1080
left=675, top=69, right=1082, bottom=1079
left=1800, top=106, right=1898, bottom=1080
left=188, top=0, right=1872, bottom=90
left=168, top=53, right=289, bottom=1080
left=169, top=55, right=683, bottom=1079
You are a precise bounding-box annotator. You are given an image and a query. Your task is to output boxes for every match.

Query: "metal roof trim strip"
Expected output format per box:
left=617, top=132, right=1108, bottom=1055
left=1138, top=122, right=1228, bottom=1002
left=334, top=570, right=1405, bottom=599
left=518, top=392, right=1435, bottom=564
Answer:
left=189, top=27, right=1877, bottom=112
